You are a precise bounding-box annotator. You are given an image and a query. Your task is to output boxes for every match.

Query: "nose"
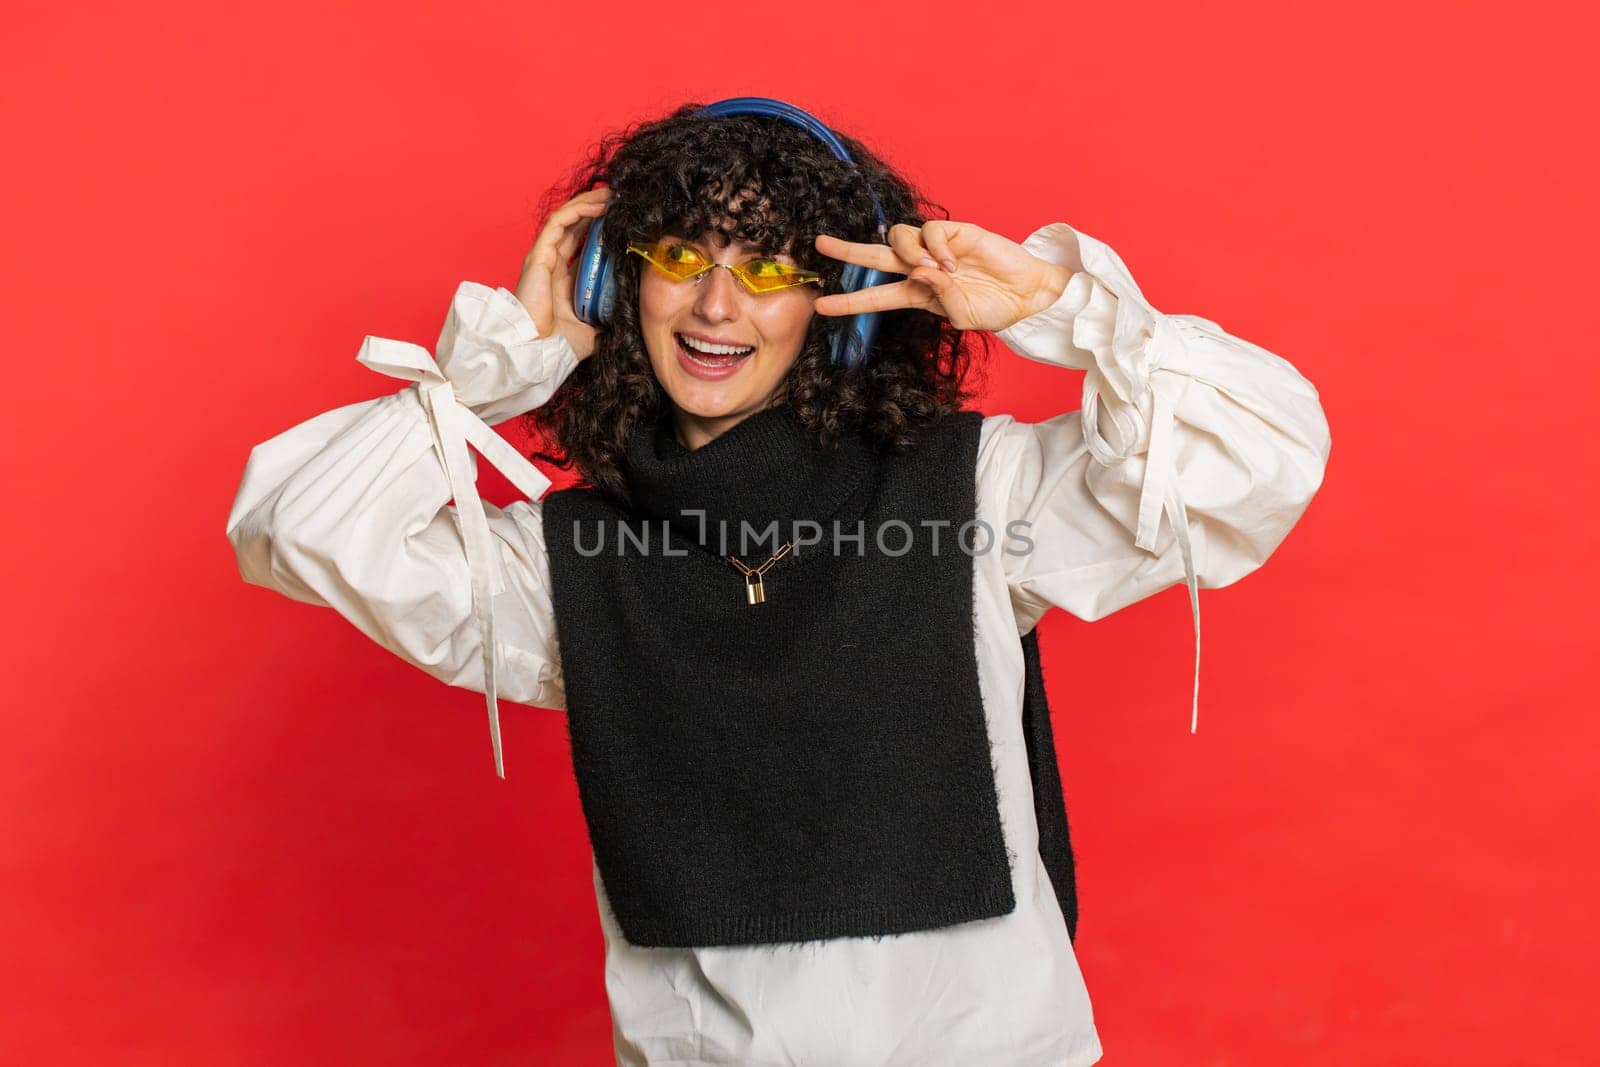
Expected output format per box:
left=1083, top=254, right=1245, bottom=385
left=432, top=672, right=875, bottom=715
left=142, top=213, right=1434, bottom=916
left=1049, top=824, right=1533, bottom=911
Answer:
left=691, top=263, right=743, bottom=325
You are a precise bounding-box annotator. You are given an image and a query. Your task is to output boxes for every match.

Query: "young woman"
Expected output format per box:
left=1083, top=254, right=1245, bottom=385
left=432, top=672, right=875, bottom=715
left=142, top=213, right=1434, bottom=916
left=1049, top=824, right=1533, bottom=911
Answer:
left=227, top=99, right=1331, bottom=1066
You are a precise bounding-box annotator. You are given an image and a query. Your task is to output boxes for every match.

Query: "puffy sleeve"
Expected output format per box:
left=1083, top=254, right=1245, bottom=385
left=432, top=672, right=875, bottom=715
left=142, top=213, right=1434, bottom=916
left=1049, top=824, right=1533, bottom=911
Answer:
left=977, top=223, right=1332, bottom=731
left=225, top=282, right=580, bottom=776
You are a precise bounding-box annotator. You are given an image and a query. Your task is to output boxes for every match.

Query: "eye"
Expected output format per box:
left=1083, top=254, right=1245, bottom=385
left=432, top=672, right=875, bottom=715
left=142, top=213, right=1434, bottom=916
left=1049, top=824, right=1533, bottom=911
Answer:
left=743, top=258, right=787, bottom=278
left=664, top=244, right=706, bottom=268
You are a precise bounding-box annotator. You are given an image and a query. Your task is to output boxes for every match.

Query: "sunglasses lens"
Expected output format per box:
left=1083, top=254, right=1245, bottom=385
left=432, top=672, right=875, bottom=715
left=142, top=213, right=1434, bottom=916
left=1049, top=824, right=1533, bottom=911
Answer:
left=657, top=243, right=709, bottom=278
left=739, top=260, right=810, bottom=292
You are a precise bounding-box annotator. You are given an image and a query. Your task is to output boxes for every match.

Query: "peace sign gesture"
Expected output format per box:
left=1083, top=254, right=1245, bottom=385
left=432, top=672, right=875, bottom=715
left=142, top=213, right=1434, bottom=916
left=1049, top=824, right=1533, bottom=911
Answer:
left=813, top=221, right=1073, bottom=334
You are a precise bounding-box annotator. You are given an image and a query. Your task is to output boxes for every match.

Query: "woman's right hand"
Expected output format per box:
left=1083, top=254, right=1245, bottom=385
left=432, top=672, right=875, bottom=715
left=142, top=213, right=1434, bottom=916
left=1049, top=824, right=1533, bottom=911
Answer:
left=514, top=186, right=613, bottom=360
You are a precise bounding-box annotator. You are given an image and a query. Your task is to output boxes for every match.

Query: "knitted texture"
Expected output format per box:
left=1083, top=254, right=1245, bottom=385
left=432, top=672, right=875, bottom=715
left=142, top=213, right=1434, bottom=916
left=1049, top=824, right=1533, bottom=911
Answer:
left=1020, top=625, right=1078, bottom=942
left=540, top=402, right=1052, bottom=948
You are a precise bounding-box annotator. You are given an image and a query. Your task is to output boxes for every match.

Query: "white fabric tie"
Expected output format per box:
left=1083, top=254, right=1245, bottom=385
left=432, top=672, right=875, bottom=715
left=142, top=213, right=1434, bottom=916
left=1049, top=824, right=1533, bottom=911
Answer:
left=356, top=334, right=553, bottom=777
left=1081, top=318, right=1202, bottom=734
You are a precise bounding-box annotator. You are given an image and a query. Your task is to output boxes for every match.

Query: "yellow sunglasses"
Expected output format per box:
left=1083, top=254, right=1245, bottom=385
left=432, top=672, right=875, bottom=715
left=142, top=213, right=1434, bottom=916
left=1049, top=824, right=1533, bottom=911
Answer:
left=626, top=240, right=824, bottom=295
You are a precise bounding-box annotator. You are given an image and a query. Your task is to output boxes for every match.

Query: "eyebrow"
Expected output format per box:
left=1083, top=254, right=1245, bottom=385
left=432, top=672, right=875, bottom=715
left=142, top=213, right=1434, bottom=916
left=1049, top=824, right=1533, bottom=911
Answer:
left=676, top=234, right=788, bottom=259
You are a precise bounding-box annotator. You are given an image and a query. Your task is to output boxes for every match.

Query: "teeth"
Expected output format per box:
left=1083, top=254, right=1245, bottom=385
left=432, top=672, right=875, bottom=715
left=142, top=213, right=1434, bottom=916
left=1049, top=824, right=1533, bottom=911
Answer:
left=679, top=334, right=754, bottom=357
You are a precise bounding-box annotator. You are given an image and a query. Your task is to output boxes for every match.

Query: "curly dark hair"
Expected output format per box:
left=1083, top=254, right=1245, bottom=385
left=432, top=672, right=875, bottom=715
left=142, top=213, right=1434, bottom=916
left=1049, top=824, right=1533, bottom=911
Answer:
left=521, top=101, right=992, bottom=506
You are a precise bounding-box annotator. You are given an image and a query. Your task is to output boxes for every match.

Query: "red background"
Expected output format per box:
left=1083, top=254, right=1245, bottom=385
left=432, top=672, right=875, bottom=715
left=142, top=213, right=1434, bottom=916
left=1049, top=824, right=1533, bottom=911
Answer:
left=3, top=1, right=1595, bottom=1063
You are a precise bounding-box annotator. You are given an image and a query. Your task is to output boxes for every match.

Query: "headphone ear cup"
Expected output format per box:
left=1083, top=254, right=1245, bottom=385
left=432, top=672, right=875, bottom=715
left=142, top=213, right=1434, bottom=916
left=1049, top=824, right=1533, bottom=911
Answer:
left=595, top=257, right=616, bottom=325
left=573, top=213, right=613, bottom=327
left=829, top=263, right=888, bottom=369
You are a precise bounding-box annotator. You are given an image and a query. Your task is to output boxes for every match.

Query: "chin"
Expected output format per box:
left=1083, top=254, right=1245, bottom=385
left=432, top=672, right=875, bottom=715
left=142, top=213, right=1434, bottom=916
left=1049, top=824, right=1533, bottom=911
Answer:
left=652, top=356, right=760, bottom=418
left=661, top=379, right=755, bottom=420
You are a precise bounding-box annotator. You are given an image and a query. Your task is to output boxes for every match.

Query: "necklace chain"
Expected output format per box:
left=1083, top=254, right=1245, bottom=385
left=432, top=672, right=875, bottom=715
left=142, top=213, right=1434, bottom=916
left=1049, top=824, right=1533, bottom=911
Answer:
left=725, top=542, right=794, bottom=606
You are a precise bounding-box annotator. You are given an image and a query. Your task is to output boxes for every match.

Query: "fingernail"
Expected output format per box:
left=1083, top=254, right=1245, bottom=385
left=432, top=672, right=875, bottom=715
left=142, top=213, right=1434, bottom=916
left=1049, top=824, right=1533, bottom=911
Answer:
left=941, top=258, right=958, bottom=273
left=919, top=256, right=937, bottom=268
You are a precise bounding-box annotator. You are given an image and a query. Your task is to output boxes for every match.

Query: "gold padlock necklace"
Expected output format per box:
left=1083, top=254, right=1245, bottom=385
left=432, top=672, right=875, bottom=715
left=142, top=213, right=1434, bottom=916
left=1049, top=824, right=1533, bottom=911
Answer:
left=725, top=542, right=794, bottom=605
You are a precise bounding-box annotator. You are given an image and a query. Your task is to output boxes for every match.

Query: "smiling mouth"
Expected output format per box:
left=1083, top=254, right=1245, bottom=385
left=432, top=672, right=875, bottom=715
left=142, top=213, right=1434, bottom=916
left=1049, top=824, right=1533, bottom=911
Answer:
left=676, top=333, right=755, bottom=366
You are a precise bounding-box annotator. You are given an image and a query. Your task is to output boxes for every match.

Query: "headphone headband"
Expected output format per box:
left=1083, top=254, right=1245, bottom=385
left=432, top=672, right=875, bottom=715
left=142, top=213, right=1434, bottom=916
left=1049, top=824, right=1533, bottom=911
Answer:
left=696, top=98, right=888, bottom=236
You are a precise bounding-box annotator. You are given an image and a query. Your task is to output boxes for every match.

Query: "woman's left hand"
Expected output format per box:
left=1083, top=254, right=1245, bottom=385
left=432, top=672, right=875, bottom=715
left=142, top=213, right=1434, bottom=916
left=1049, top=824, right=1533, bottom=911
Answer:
left=813, top=222, right=1074, bottom=333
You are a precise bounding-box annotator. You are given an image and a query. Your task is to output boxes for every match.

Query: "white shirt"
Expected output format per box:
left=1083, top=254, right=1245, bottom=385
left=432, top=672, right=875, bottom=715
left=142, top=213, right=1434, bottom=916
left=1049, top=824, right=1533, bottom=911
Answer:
left=226, top=222, right=1331, bottom=1066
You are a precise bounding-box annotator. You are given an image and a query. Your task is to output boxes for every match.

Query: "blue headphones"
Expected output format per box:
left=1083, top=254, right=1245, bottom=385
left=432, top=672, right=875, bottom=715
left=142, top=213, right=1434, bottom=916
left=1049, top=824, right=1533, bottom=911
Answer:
left=572, top=96, right=893, bottom=370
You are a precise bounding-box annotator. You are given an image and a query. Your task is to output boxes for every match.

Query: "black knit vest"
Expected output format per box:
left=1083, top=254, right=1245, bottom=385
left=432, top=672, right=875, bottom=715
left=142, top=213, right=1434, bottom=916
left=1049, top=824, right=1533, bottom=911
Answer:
left=540, top=402, right=1077, bottom=948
